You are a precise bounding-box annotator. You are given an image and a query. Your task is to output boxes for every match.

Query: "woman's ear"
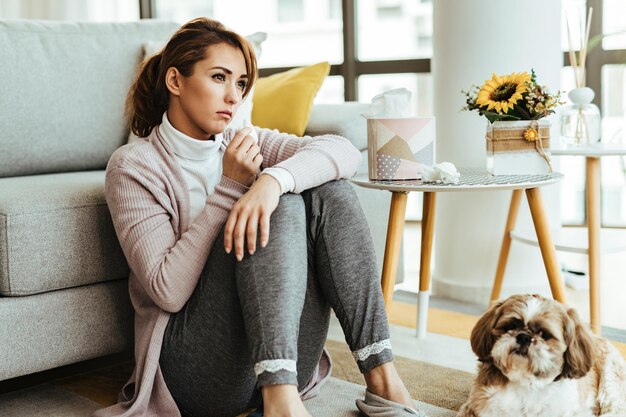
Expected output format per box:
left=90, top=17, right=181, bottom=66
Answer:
left=165, top=67, right=182, bottom=96
left=470, top=300, right=503, bottom=363
left=559, top=307, right=596, bottom=379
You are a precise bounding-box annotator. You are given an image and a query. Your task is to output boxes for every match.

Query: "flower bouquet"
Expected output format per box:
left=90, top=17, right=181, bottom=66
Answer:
left=462, top=70, right=564, bottom=175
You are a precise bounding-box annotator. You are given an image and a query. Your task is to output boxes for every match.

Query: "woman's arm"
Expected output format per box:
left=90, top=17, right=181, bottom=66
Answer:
left=256, top=128, right=362, bottom=193
left=105, top=166, right=247, bottom=313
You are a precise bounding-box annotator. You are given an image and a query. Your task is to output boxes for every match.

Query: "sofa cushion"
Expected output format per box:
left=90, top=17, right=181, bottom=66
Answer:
left=0, top=171, right=128, bottom=296
left=252, top=62, right=330, bottom=136
left=0, top=19, right=179, bottom=178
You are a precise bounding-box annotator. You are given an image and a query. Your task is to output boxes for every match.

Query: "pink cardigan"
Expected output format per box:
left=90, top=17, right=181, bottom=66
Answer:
left=93, top=126, right=362, bottom=417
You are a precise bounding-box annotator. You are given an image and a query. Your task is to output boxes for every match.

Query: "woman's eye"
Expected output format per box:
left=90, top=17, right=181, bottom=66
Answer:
left=237, top=80, right=247, bottom=91
left=212, top=73, right=226, bottom=81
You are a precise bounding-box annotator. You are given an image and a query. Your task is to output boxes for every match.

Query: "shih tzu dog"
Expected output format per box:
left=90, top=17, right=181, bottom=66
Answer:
left=458, top=294, right=626, bottom=417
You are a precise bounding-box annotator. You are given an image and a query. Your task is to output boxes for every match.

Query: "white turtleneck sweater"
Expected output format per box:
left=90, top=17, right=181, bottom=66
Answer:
left=159, top=112, right=294, bottom=222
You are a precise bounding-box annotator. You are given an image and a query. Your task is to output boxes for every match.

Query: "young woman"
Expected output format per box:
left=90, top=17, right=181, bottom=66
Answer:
left=94, top=17, right=425, bottom=417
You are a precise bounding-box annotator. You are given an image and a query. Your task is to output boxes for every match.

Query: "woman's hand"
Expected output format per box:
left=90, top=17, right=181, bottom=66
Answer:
left=222, top=127, right=262, bottom=187
left=224, top=174, right=281, bottom=261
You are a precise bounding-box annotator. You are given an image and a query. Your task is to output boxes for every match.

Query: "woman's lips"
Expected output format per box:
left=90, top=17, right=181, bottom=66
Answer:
left=217, top=111, right=232, bottom=120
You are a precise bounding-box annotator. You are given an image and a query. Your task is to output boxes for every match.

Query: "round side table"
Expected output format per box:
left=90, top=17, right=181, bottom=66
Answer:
left=351, top=168, right=564, bottom=338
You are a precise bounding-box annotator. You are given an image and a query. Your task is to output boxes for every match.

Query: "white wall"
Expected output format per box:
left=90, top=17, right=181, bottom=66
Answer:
left=432, top=0, right=563, bottom=305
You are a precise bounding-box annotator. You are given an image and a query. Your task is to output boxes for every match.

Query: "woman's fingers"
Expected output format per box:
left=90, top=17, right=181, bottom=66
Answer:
left=259, top=211, right=270, bottom=248
left=232, top=208, right=249, bottom=261
left=223, top=209, right=237, bottom=255
left=228, top=127, right=252, bottom=149
left=246, top=212, right=260, bottom=255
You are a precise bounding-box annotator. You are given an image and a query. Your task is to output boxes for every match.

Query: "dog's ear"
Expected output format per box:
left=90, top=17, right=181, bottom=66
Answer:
left=559, top=307, right=596, bottom=379
left=471, top=300, right=504, bottom=362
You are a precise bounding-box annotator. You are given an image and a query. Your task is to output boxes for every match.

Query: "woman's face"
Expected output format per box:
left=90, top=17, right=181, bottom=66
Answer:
left=167, top=42, right=248, bottom=140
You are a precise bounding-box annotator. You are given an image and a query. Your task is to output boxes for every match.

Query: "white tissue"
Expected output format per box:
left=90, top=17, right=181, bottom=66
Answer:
left=243, top=119, right=258, bottom=143
left=421, top=162, right=460, bottom=184
left=362, top=88, right=413, bottom=118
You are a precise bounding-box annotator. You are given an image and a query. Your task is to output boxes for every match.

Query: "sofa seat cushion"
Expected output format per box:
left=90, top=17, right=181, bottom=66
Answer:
left=0, top=171, right=128, bottom=296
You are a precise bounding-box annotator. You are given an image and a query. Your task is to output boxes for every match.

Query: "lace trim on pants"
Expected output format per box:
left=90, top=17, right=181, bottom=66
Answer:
left=352, top=339, right=392, bottom=362
left=254, top=359, right=297, bottom=376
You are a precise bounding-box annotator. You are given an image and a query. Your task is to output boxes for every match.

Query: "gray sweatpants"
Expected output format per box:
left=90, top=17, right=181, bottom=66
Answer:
left=160, top=180, right=392, bottom=417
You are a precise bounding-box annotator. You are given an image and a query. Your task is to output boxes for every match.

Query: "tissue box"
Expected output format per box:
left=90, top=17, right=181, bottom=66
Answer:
left=486, top=120, right=552, bottom=175
left=367, top=117, right=435, bottom=180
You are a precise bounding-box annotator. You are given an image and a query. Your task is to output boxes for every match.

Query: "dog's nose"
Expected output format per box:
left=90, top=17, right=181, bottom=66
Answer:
left=516, top=333, right=532, bottom=346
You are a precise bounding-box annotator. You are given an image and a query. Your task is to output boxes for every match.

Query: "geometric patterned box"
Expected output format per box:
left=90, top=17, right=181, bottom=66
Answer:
left=367, top=117, right=435, bottom=180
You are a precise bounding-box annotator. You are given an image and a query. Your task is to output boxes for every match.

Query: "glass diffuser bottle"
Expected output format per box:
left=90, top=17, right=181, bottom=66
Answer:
left=560, top=87, right=601, bottom=145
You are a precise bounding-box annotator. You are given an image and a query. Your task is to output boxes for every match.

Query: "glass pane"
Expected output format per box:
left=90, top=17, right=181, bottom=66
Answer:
left=357, top=0, right=432, bottom=61
left=0, top=0, right=138, bottom=20
left=561, top=0, right=587, bottom=52
left=329, top=0, right=341, bottom=20
left=600, top=66, right=626, bottom=227
left=315, top=76, right=345, bottom=104
left=155, top=0, right=343, bottom=69
left=357, top=73, right=433, bottom=116
left=155, top=0, right=213, bottom=23
left=559, top=67, right=586, bottom=225
left=603, top=0, right=626, bottom=50
left=278, top=0, right=304, bottom=22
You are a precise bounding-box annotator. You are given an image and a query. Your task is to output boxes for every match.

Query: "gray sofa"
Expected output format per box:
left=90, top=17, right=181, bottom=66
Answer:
left=0, top=18, right=396, bottom=382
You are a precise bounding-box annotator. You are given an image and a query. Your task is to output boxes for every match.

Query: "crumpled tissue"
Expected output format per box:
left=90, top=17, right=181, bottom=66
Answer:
left=421, top=162, right=460, bottom=184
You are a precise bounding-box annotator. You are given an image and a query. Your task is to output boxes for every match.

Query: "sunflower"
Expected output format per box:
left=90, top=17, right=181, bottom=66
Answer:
left=476, top=72, right=531, bottom=114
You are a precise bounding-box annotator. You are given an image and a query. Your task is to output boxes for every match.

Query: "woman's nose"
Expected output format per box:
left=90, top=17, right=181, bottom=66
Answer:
left=225, top=84, right=242, bottom=105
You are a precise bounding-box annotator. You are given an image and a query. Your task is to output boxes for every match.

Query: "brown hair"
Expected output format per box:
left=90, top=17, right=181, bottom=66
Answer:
left=127, top=18, right=257, bottom=138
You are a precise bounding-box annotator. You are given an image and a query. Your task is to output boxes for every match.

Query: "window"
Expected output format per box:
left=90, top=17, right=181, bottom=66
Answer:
left=602, top=0, right=626, bottom=50
left=154, top=0, right=343, bottom=69
left=0, top=0, right=138, bottom=20
left=357, top=0, right=432, bottom=61
left=278, top=0, right=304, bottom=22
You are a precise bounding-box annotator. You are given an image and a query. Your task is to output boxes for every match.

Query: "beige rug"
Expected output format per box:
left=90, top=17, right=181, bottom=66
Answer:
left=325, top=339, right=473, bottom=412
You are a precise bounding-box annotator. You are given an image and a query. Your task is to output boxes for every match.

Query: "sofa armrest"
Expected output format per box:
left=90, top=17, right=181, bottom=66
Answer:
left=305, top=102, right=370, bottom=152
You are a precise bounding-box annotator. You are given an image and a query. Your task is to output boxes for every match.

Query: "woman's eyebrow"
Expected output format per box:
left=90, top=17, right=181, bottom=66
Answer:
left=210, top=66, right=247, bottom=78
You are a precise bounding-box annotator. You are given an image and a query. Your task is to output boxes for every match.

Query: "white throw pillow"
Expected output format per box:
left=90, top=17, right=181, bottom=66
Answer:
left=127, top=31, right=267, bottom=144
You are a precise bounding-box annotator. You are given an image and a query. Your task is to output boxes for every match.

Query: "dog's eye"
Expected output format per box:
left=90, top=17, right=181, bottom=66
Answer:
left=500, top=319, right=523, bottom=332
left=540, top=330, right=553, bottom=340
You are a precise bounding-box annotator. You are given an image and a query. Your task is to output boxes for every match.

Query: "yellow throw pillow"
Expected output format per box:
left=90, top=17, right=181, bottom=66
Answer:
left=252, top=62, right=330, bottom=136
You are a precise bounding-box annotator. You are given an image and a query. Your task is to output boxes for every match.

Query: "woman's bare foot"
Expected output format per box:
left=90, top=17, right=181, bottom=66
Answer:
left=262, top=384, right=312, bottom=417
left=364, top=362, right=415, bottom=409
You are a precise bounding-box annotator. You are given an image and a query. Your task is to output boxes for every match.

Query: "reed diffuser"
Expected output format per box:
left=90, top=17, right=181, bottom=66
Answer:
left=561, top=6, right=601, bottom=144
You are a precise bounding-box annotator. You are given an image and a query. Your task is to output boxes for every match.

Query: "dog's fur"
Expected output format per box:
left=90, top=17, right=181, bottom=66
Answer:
left=458, top=294, right=626, bottom=417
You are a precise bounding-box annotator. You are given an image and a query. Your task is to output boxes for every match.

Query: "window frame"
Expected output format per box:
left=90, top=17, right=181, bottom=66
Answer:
left=142, top=0, right=626, bottom=227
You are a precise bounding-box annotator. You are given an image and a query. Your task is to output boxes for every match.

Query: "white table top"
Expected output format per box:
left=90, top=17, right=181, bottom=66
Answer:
left=351, top=168, right=563, bottom=193
left=551, top=142, right=626, bottom=157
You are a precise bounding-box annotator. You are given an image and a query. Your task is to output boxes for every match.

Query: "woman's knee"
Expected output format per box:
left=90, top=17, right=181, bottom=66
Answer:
left=269, top=193, right=306, bottom=234
left=304, top=179, right=362, bottom=215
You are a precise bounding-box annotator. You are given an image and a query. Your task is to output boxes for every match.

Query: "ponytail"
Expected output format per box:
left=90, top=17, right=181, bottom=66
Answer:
left=127, top=53, right=169, bottom=138
left=125, top=18, right=258, bottom=139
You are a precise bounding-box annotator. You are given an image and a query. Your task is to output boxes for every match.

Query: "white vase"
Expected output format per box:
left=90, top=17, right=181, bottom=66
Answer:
left=560, top=87, right=601, bottom=145
left=486, top=119, right=552, bottom=175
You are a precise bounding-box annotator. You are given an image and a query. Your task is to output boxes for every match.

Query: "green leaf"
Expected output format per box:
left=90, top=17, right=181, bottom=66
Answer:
left=513, top=104, right=531, bottom=120
left=482, top=110, right=521, bottom=123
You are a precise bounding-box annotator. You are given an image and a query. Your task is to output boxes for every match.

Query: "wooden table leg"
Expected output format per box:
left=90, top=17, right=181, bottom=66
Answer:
left=586, top=157, right=601, bottom=334
left=491, top=189, right=523, bottom=302
left=525, top=188, right=567, bottom=303
left=381, top=192, right=408, bottom=309
left=417, top=192, right=436, bottom=338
